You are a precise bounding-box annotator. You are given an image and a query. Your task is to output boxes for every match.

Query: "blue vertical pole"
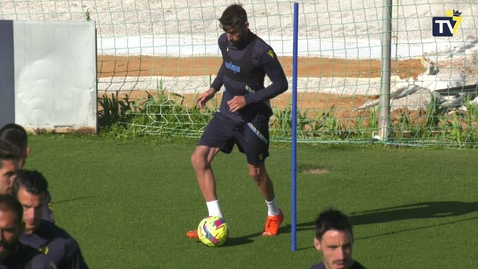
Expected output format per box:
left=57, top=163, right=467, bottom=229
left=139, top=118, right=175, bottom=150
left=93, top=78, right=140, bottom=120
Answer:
left=291, top=1, right=299, bottom=252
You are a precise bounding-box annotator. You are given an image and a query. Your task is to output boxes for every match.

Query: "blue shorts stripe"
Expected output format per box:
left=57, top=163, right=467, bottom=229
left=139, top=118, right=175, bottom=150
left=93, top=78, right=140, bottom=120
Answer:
left=247, top=123, right=268, bottom=145
left=245, top=85, right=255, bottom=93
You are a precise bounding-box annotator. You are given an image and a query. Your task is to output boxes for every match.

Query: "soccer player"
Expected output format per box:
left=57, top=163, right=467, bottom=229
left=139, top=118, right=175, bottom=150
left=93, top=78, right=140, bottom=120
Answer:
left=13, top=170, right=89, bottom=269
left=0, top=194, right=55, bottom=268
left=311, top=208, right=366, bottom=269
left=0, top=123, right=55, bottom=224
left=187, top=3, right=289, bottom=239
left=0, top=124, right=30, bottom=168
left=0, top=140, right=21, bottom=195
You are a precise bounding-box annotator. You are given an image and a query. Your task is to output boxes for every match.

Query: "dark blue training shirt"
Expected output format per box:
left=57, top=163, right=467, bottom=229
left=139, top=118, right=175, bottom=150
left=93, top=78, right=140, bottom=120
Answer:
left=211, top=30, right=288, bottom=123
left=20, top=220, right=88, bottom=269
left=1, top=243, right=55, bottom=269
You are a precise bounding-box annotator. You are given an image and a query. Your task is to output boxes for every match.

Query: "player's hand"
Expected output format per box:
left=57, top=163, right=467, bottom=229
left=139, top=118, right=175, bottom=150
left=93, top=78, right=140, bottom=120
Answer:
left=227, top=96, right=246, bottom=113
left=196, top=88, right=216, bottom=109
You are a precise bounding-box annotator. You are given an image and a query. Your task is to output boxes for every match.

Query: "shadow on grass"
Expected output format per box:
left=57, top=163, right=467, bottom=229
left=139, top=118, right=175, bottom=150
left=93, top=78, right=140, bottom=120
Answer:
left=263, top=201, right=478, bottom=250
left=296, top=201, right=478, bottom=231
left=355, top=215, right=478, bottom=240
left=192, top=234, right=256, bottom=247
left=296, top=215, right=478, bottom=251
left=54, top=196, right=94, bottom=204
left=222, top=236, right=255, bottom=247
left=213, top=201, right=478, bottom=248
left=348, top=201, right=478, bottom=226
left=218, top=225, right=294, bottom=247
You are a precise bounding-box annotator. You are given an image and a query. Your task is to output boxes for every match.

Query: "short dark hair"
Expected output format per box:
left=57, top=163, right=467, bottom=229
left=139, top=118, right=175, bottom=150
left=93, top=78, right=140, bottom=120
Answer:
left=314, top=207, right=354, bottom=241
left=218, top=3, right=248, bottom=29
left=0, top=123, right=28, bottom=153
left=0, top=194, right=24, bottom=226
left=12, top=170, right=49, bottom=198
left=0, top=140, right=21, bottom=169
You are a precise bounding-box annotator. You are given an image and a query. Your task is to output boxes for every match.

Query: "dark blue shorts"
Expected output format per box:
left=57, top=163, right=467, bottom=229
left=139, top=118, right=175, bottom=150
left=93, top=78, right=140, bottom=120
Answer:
left=198, top=111, right=270, bottom=165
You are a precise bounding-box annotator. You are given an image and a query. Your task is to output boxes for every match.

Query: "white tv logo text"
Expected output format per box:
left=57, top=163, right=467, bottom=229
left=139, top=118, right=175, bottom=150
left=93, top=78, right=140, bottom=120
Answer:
left=434, top=19, right=454, bottom=34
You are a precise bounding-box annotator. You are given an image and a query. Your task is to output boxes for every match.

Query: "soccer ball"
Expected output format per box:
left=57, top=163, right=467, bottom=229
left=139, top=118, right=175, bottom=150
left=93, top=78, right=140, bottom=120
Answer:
left=197, top=216, right=229, bottom=247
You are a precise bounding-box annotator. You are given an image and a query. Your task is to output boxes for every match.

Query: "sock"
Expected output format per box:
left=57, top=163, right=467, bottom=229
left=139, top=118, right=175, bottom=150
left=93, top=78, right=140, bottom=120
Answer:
left=206, top=200, right=223, bottom=218
left=266, top=198, right=280, bottom=216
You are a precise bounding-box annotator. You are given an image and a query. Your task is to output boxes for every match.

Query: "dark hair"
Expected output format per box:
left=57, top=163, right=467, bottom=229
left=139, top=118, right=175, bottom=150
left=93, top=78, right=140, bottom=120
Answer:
left=0, top=140, right=21, bottom=168
left=218, top=3, right=248, bottom=29
left=12, top=170, right=49, bottom=198
left=314, top=207, right=354, bottom=241
left=0, top=123, right=28, bottom=153
left=0, top=194, right=24, bottom=226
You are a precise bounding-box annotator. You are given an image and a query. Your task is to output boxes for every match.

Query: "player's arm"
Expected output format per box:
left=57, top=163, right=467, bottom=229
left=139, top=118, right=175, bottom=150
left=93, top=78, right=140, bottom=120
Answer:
left=64, top=237, right=89, bottom=269
left=243, top=48, right=288, bottom=104
left=31, top=254, right=58, bottom=269
left=210, top=63, right=225, bottom=92
left=210, top=34, right=229, bottom=93
left=64, top=251, right=89, bottom=269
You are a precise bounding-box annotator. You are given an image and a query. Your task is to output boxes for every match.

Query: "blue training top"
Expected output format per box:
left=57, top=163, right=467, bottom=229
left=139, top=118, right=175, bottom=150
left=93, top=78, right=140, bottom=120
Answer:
left=211, top=30, right=289, bottom=123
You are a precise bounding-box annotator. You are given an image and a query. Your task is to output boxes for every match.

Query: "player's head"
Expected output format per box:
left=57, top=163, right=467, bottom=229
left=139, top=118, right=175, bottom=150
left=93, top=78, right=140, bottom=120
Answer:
left=12, top=170, right=48, bottom=234
left=0, top=194, right=25, bottom=261
left=219, top=3, right=249, bottom=46
left=314, top=208, right=355, bottom=269
left=0, top=141, right=22, bottom=195
left=0, top=123, right=29, bottom=168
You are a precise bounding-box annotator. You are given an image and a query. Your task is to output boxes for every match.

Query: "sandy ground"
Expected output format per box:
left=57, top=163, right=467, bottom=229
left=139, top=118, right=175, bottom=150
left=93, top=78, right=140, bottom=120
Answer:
left=97, top=55, right=425, bottom=79
left=97, top=55, right=425, bottom=115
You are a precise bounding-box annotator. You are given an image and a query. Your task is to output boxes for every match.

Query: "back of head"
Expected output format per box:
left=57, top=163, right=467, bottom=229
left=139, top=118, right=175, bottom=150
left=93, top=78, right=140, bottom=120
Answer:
left=0, top=124, right=28, bottom=153
left=219, top=3, right=248, bottom=29
left=12, top=170, right=49, bottom=198
left=314, top=207, right=354, bottom=241
left=0, top=140, right=21, bottom=168
left=0, top=194, right=23, bottom=226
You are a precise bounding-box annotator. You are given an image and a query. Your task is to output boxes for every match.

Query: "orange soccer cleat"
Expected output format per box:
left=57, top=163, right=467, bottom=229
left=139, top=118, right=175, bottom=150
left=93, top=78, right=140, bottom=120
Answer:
left=262, top=209, right=284, bottom=236
left=186, top=229, right=199, bottom=239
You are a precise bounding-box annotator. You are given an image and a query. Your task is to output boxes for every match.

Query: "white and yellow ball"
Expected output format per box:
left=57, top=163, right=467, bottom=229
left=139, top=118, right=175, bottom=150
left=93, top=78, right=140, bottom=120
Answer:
left=197, top=216, right=229, bottom=247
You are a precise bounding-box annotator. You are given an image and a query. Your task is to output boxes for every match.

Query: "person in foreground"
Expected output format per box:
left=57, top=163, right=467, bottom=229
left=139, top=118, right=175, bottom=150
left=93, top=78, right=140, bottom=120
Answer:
left=186, top=2, right=289, bottom=239
left=0, top=140, right=21, bottom=196
left=0, top=123, right=55, bottom=224
left=13, top=170, right=89, bottom=269
left=0, top=124, right=30, bottom=169
left=311, top=208, right=366, bottom=269
left=0, top=194, right=55, bottom=269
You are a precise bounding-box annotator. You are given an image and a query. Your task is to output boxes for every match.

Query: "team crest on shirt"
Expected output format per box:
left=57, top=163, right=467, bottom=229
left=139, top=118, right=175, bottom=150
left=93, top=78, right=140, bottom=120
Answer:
left=268, top=50, right=274, bottom=58
left=39, top=246, right=49, bottom=255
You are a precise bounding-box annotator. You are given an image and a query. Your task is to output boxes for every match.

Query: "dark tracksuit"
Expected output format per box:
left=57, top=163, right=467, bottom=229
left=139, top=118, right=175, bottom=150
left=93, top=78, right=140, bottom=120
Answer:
left=19, top=221, right=88, bottom=269
left=0, top=243, right=55, bottom=269
left=198, top=30, right=288, bottom=165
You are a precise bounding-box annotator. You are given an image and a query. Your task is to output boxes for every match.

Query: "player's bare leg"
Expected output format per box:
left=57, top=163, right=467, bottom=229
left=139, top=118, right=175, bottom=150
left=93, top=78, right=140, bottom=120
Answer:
left=248, top=163, right=284, bottom=236
left=248, top=163, right=275, bottom=201
left=187, top=145, right=222, bottom=239
left=191, top=145, right=221, bottom=202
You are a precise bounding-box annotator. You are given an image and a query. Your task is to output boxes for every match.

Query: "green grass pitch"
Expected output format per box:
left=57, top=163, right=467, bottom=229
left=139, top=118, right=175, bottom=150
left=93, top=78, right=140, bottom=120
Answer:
left=26, top=135, right=478, bottom=268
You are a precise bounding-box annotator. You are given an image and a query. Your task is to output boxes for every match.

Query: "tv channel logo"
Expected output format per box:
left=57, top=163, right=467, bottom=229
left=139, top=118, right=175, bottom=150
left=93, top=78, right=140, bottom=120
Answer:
left=432, top=9, right=462, bottom=37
